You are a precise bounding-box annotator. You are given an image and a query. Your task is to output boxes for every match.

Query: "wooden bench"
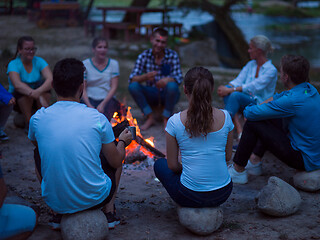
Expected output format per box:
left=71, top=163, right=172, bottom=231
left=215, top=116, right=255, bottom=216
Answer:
left=142, top=23, right=183, bottom=38
left=103, top=22, right=137, bottom=42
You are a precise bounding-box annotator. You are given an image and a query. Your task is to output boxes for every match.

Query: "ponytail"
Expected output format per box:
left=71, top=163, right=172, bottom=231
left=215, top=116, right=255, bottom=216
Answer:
left=184, top=67, right=214, bottom=138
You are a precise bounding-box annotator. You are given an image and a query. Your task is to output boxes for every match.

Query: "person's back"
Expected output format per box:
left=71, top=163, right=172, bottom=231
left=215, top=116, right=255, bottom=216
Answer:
left=167, top=109, right=232, bottom=191
left=30, top=101, right=114, bottom=213
left=154, top=67, right=233, bottom=208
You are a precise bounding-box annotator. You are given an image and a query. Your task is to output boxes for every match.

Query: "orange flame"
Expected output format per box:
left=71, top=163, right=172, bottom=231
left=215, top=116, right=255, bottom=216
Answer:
left=112, top=106, right=155, bottom=158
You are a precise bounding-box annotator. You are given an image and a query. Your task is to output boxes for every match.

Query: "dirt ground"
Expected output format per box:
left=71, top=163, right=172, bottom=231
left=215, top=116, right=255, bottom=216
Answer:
left=1, top=15, right=320, bottom=240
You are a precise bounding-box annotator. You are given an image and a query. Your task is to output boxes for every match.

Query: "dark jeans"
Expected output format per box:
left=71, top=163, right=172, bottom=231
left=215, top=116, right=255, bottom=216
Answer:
left=34, top=147, right=117, bottom=209
left=233, top=119, right=305, bottom=170
left=154, top=158, right=233, bottom=208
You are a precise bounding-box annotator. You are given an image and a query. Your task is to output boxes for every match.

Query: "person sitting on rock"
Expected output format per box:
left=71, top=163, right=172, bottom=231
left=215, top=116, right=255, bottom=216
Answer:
left=217, top=35, right=277, bottom=141
left=28, top=58, right=132, bottom=229
left=154, top=67, right=233, bottom=207
left=0, top=83, right=15, bottom=141
left=228, top=55, right=320, bottom=184
left=0, top=162, right=37, bottom=239
left=82, top=37, right=126, bottom=121
left=7, top=36, right=53, bottom=131
left=128, top=27, right=183, bottom=130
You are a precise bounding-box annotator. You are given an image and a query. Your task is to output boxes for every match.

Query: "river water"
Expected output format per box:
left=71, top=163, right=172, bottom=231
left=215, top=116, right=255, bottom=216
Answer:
left=90, top=8, right=320, bottom=67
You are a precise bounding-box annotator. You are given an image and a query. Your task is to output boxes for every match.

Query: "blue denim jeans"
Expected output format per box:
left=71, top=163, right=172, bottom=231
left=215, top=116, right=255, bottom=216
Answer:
left=223, top=86, right=256, bottom=117
left=128, top=82, right=180, bottom=118
left=154, top=158, right=233, bottom=208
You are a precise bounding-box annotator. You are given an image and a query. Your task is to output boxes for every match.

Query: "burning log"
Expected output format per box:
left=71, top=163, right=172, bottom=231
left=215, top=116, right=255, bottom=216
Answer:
left=112, top=119, right=129, bottom=138
left=135, top=136, right=165, bottom=158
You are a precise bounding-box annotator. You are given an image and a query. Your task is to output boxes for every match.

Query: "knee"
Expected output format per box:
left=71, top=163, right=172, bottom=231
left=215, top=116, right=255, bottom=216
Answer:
left=165, top=82, right=179, bottom=93
left=154, top=158, right=167, bottom=176
left=128, top=82, right=141, bottom=94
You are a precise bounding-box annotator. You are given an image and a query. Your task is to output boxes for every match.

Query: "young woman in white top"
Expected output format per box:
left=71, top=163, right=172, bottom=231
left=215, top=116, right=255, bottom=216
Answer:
left=82, top=37, right=125, bottom=121
left=154, top=67, right=233, bottom=207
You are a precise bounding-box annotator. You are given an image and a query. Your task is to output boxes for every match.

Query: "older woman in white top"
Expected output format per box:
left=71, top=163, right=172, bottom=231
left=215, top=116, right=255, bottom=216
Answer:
left=217, top=35, right=278, bottom=139
left=82, top=37, right=125, bottom=121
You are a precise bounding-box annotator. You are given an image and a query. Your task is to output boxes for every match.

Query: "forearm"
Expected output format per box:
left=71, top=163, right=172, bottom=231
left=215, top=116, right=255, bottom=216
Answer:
left=131, top=74, right=147, bottom=83
left=0, top=179, right=7, bottom=208
left=35, top=77, right=52, bottom=93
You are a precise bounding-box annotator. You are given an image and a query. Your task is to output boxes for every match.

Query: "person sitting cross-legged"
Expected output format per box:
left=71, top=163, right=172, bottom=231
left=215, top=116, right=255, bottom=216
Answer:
left=154, top=67, right=233, bottom=207
left=28, top=58, right=132, bottom=229
left=228, top=55, right=320, bottom=184
left=128, top=27, right=183, bottom=130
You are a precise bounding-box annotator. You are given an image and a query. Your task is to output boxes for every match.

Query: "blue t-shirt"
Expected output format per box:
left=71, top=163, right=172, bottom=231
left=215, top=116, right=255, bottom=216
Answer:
left=28, top=101, right=115, bottom=214
left=244, top=82, right=320, bottom=171
left=165, top=110, right=233, bottom=192
left=7, top=56, right=48, bottom=93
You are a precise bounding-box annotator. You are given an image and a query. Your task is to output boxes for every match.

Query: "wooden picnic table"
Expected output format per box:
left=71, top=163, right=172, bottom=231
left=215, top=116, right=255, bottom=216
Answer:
left=37, top=2, right=80, bottom=28
left=84, top=6, right=182, bottom=41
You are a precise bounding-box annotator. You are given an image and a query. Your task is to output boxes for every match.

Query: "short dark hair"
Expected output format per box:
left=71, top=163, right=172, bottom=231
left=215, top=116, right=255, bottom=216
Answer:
left=152, top=27, right=168, bottom=37
left=91, top=36, right=108, bottom=48
left=53, top=58, right=85, bottom=98
left=281, top=55, right=310, bottom=84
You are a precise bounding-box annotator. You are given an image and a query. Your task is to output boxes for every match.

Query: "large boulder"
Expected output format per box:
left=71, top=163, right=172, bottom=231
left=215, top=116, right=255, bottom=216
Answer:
left=256, top=176, right=301, bottom=217
left=61, top=209, right=108, bottom=240
left=177, top=206, right=223, bottom=236
left=179, top=38, right=220, bottom=67
left=293, top=169, right=320, bottom=192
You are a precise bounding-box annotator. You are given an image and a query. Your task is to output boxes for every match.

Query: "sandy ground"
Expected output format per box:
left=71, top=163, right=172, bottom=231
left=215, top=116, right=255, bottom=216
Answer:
left=1, top=15, right=320, bottom=240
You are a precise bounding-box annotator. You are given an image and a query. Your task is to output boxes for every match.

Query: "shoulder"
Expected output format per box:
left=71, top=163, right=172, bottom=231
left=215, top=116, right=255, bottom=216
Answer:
left=7, top=57, right=21, bottom=69
left=34, top=56, right=48, bottom=68
left=165, top=48, right=179, bottom=57
left=109, top=58, right=119, bottom=66
left=82, top=58, right=91, bottom=66
left=263, top=60, right=278, bottom=73
left=34, top=56, right=48, bottom=64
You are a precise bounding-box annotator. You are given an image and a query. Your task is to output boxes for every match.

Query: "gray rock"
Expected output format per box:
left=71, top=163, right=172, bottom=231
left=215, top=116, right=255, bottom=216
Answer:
left=293, top=169, right=320, bottom=192
left=179, top=38, right=220, bottom=67
left=61, top=209, right=108, bottom=240
left=177, top=206, right=223, bottom=236
left=257, top=176, right=301, bottom=217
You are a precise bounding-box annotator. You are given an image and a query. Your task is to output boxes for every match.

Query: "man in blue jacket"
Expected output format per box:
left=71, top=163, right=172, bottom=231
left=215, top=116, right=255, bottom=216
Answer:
left=0, top=84, right=15, bottom=141
left=229, top=55, right=320, bottom=184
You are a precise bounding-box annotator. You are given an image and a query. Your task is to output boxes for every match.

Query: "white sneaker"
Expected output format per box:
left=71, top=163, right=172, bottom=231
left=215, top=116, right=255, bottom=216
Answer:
left=228, top=164, right=248, bottom=184
left=245, top=160, right=262, bottom=176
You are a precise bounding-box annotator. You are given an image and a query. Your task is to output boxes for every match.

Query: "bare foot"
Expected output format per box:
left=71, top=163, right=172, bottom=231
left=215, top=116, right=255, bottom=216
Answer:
left=140, top=115, right=154, bottom=130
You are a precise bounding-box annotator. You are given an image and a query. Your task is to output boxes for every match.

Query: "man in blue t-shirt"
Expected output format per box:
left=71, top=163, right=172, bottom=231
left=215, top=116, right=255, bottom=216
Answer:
left=28, top=58, right=132, bottom=229
left=229, top=55, right=320, bottom=184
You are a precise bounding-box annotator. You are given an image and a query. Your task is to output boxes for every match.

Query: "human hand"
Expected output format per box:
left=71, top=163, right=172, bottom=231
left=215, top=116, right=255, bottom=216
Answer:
left=217, top=85, right=232, bottom=97
left=29, top=89, right=41, bottom=99
left=96, top=102, right=106, bottom=113
left=8, top=97, right=15, bottom=105
left=144, top=71, right=158, bottom=82
left=119, top=128, right=133, bottom=147
left=155, top=78, right=169, bottom=89
left=39, top=95, right=49, bottom=107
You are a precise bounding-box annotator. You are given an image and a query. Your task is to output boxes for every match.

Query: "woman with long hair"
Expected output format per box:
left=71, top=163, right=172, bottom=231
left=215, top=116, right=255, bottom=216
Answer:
left=154, top=67, right=233, bottom=207
left=7, top=36, right=52, bottom=129
left=217, top=35, right=277, bottom=140
left=82, top=37, right=125, bottom=121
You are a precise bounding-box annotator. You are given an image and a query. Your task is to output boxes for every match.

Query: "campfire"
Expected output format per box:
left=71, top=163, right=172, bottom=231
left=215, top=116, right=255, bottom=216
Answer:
left=111, top=107, right=165, bottom=164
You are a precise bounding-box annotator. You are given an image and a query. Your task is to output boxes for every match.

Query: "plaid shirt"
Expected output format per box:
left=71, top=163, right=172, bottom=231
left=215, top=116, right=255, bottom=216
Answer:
left=129, top=48, right=183, bottom=87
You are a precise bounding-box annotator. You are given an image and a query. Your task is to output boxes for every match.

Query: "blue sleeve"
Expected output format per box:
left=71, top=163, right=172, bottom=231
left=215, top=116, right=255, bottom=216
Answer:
left=0, top=84, right=13, bottom=104
left=165, top=114, right=176, bottom=137
left=244, top=92, right=295, bottom=121
left=100, top=114, right=115, bottom=144
left=0, top=163, right=3, bottom=179
left=7, top=59, right=19, bottom=74
left=36, top=57, right=49, bottom=71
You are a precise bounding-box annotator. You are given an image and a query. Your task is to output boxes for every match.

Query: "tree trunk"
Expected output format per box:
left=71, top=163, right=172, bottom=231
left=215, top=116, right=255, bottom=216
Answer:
left=200, top=0, right=250, bottom=67
left=84, top=0, right=95, bottom=20
left=123, top=0, right=151, bottom=23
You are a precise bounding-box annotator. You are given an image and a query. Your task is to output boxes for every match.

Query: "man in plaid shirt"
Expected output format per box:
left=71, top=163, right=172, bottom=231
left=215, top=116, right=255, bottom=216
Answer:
left=129, top=27, right=183, bottom=130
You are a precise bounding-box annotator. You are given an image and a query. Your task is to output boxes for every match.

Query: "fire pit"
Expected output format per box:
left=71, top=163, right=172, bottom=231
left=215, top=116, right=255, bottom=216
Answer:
left=111, top=107, right=165, bottom=165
